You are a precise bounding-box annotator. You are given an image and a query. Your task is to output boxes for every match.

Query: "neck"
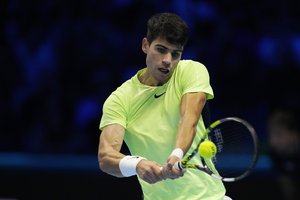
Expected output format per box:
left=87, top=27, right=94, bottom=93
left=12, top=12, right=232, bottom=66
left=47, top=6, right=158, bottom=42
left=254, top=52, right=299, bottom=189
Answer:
left=138, top=69, right=162, bottom=86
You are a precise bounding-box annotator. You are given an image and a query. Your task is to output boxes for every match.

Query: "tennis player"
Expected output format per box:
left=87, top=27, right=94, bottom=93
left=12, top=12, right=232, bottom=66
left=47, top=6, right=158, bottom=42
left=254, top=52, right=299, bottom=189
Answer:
left=98, top=12, right=231, bottom=200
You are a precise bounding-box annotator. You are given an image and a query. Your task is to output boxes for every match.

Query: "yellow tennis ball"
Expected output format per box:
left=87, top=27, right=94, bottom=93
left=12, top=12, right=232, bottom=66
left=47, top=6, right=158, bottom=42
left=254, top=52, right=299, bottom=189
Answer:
left=198, top=141, right=217, bottom=159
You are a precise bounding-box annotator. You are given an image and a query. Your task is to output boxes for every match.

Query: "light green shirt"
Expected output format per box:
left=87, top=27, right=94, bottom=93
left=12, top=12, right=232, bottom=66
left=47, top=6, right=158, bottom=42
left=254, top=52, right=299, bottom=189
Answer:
left=100, top=60, right=226, bottom=200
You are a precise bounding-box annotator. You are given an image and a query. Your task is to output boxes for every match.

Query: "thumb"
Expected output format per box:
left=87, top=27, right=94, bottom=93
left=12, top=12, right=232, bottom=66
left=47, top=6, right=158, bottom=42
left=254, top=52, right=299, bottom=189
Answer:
left=166, top=162, right=173, bottom=170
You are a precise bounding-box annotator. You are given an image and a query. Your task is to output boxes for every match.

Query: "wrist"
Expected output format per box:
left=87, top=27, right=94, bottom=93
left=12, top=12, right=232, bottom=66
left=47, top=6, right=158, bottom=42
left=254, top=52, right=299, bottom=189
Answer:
left=170, top=148, right=184, bottom=160
left=119, top=156, right=146, bottom=177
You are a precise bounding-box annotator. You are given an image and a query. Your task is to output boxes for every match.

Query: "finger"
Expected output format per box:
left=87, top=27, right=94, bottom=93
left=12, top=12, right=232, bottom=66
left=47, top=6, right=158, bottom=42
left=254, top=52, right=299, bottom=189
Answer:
left=142, top=172, right=159, bottom=184
left=167, top=162, right=173, bottom=170
left=150, top=166, right=166, bottom=182
left=161, top=167, right=171, bottom=179
left=161, top=165, right=169, bottom=179
left=166, top=163, right=173, bottom=177
left=172, top=166, right=184, bottom=177
left=158, top=166, right=166, bottom=180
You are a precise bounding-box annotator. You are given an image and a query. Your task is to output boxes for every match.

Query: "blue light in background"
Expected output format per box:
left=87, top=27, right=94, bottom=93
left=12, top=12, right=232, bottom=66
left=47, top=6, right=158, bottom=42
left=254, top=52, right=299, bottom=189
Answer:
left=0, top=152, right=271, bottom=173
left=291, top=35, right=300, bottom=66
left=257, top=36, right=279, bottom=67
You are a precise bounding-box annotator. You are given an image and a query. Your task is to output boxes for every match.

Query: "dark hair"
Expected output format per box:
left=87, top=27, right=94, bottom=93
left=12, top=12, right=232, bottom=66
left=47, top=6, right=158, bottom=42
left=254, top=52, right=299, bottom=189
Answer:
left=146, top=12, right=189, bottom=47
left=268, top=107, right=300, bottom=133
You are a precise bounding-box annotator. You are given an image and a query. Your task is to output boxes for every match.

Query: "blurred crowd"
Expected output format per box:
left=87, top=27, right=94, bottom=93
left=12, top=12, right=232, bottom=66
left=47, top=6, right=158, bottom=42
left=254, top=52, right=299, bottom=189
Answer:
left=0, top=0, right=300, bottom=161
left=267, top=106, right=300, bottom=200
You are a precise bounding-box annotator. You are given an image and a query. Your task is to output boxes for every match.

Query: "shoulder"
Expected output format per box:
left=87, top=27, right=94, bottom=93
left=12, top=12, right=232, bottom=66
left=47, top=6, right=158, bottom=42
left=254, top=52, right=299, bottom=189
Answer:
left=177, top=60, right=207, bottom=72
left=175, top=59, right=209, bottom=76
left=104, top=78, right=134, bottom=107
left=178, top=59, right=206, bottom=67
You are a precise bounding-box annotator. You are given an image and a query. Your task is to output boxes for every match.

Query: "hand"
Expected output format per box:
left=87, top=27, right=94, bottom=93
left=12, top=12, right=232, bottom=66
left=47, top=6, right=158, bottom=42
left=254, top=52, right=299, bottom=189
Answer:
left=136, top=160, right=165, bottom=184
left=162, top=155, right=184, bottom=180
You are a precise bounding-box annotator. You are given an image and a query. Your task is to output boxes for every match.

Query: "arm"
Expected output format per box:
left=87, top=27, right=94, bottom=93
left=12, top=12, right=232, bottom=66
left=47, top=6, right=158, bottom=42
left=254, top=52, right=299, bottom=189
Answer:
left=98, top=123, right=165, bottom=183
left=162, top=92, right=207, bottom=178
left=175, top=92, right=207, bottom=153
left=98, top=123, right=126, bottom=177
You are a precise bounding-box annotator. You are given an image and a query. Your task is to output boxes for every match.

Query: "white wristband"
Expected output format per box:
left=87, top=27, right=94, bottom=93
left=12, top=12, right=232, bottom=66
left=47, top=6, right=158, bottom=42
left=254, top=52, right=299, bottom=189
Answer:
left=119, top=156, right=145, bottom=177
left=170, top=148, right=184, bottom=160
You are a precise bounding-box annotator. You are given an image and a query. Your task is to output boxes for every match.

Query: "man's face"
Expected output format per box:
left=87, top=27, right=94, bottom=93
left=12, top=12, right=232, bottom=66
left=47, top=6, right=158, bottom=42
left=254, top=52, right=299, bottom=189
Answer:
left=142, top=37, right=183, bottom=85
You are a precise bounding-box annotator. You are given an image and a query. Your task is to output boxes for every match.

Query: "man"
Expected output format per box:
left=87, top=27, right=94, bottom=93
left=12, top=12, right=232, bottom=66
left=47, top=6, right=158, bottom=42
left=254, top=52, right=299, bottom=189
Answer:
left=268, top=107, right=300, bottom=200
left=98, top=12, right=230, bottom=199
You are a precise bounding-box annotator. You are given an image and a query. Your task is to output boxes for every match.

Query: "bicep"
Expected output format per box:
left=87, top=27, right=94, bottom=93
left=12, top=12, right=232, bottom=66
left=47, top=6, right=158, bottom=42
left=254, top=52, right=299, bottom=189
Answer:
left=180, top=92, right=207, bottom=119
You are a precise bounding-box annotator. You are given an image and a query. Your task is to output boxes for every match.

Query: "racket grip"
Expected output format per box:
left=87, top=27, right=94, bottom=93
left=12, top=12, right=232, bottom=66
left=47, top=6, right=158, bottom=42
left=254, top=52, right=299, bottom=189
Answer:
left=174, top=161, right=183, bottom=170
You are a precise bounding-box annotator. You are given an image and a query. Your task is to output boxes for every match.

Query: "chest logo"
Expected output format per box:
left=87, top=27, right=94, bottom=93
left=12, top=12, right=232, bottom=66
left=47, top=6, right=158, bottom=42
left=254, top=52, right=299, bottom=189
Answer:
left=154, top=92, right=166, bottom=98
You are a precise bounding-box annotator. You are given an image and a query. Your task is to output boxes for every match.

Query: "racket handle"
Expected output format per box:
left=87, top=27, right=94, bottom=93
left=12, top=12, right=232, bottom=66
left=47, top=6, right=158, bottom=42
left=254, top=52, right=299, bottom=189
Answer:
left=174, top=161, right=183, bottom=170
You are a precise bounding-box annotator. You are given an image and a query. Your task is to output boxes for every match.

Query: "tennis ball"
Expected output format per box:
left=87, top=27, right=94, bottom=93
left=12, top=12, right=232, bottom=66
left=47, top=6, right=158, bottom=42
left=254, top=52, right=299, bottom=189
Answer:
left=198, top=141, right=217, bottom=159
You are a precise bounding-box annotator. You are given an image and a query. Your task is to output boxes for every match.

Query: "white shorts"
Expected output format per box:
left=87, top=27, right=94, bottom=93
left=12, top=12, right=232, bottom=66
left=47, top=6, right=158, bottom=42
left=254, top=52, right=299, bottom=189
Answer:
left=224, top=196, right=232, bottom=200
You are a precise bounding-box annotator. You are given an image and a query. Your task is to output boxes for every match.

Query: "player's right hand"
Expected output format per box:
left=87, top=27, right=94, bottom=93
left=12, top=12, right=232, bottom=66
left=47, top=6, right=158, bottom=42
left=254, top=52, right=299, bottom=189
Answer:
left=161, top=155, right=184, bottom=180
left=136, top=160, right=165, bottom=184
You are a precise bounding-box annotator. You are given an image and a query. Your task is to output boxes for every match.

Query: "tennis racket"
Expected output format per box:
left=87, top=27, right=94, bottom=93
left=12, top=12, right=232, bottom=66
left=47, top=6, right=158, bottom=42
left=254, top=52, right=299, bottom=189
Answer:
left=175, top=117, right=259, bottom=182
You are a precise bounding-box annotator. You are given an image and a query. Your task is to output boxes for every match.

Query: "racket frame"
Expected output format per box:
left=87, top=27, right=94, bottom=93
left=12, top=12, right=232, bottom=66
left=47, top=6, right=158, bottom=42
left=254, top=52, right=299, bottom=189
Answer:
left=176, top=117, right=259, bottom=182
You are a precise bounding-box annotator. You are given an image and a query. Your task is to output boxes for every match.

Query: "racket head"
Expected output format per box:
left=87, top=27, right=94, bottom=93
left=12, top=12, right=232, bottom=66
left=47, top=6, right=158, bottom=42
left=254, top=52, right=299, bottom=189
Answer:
left=204, top=117, right=259, bottom=182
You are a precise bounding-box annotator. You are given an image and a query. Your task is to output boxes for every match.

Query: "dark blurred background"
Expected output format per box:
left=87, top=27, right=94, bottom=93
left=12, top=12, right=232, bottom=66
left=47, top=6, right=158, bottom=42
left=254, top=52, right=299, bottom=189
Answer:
left=1, top=0, right=300, bottom=199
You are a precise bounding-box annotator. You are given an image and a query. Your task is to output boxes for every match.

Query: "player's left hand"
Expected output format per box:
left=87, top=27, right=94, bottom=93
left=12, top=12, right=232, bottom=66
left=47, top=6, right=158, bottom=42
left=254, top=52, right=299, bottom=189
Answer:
left=162, top=155, right=184, bottom=180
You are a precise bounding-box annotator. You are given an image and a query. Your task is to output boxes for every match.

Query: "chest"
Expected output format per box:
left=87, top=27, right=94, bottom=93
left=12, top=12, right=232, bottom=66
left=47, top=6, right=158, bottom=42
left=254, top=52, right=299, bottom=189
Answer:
left=126, top=81, right=182, bottom=130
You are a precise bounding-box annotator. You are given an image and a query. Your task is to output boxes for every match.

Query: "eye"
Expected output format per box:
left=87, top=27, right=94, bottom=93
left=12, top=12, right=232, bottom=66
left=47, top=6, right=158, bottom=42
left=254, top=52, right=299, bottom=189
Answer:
left=172, top=52, right=181, bottom=60
left=156, top=47, right=167, bottom=54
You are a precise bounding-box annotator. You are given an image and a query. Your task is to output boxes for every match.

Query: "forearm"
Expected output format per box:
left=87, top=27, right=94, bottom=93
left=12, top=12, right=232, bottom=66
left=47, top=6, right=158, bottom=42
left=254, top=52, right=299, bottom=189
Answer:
left=98, top=148, right=125, bottom=177
left=98, top=124, right=127, bottom=177
left=162, top=112, right=197, bottom=180
left=175, top=115, right=198, bottom=154
left=99, top=146, right=165, bottom=184
left=174, top=92, right=206, bottom=154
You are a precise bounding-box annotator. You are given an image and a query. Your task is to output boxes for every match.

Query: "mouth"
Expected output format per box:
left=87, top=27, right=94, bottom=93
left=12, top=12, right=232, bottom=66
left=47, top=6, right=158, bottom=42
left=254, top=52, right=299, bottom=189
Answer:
left=158, top=68, right=170, bottom=75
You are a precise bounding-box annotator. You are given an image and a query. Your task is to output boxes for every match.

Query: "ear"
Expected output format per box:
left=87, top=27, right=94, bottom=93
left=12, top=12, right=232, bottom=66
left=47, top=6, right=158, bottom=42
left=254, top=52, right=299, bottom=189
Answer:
left=142, top=38, right=149, bottom=54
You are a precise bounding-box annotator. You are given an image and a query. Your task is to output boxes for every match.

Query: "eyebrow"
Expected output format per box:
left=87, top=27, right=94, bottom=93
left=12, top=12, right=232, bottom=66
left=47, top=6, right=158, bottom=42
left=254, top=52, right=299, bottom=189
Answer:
left=155, top=44, right=183, bottom=53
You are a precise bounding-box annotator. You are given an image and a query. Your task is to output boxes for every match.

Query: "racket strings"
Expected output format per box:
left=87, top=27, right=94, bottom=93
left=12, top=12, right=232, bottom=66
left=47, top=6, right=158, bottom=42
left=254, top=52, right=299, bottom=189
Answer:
left=208, top=121, right=257, bottom=179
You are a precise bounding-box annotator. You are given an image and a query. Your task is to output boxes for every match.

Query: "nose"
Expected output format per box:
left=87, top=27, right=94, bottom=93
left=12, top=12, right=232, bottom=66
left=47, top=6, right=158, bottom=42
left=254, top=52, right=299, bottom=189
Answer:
left=162, top=52, right=172, bottom=66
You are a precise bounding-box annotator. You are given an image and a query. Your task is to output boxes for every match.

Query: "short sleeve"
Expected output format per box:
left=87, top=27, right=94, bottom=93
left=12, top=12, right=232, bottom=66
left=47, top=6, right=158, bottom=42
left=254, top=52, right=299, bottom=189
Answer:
left=99, top=93, right=127, bottom=130
left=179, top=60, right=214, bottom=100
